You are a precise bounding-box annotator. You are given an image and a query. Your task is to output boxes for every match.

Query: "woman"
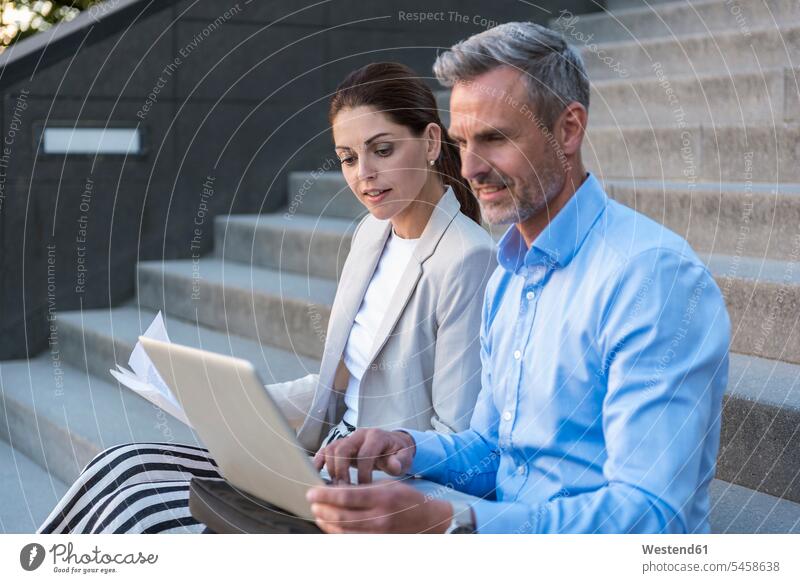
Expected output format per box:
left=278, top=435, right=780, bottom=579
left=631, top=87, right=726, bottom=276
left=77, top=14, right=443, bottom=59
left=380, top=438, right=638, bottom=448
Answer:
left=38, top=62, right=496, bottom=534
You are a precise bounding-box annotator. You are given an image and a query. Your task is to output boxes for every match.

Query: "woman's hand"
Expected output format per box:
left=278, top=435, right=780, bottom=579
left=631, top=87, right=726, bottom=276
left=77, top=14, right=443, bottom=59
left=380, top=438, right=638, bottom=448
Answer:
left=312, top=428, right=416, bottom=485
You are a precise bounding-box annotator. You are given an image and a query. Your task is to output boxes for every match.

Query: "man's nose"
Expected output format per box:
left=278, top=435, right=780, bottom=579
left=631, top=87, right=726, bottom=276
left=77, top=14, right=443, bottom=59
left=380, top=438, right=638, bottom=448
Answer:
left=459, top=145, right=491, bottom=182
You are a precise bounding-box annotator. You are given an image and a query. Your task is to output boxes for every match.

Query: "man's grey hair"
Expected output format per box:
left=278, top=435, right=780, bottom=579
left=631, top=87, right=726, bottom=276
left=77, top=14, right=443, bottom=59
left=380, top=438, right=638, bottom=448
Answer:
left=433, top=22, right=589, bottom=129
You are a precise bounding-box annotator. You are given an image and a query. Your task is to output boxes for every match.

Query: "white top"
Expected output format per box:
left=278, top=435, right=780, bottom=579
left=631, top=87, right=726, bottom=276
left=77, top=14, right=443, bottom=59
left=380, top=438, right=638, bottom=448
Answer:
left=341, top=227, right=419, bottom=426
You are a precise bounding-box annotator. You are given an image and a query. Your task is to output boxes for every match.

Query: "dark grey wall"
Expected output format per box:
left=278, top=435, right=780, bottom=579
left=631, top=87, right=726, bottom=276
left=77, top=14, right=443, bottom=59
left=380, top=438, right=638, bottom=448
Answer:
left=0, top=0, right=602, bottom=358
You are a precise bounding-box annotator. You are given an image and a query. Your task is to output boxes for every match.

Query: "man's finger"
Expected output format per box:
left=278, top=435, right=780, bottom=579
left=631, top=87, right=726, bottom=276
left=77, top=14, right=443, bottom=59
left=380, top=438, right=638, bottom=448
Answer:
left=312, top=449, right=325, bottom=471
left=306, top=484, right=378, bottom=509
left=310, top=503, right=381, bottom=533
left=355, top=433, right=389, bottom=484
left=336, top=439, right=362, bottom=484
left=320, top=442, right=339, bottom=484
left=375, top=453, right=404, bottom=476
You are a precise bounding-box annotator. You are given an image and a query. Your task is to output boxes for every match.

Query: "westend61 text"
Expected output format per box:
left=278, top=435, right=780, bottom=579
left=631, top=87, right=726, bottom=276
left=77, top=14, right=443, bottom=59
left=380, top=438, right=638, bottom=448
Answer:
left=642, top=544, right=708, bottom=555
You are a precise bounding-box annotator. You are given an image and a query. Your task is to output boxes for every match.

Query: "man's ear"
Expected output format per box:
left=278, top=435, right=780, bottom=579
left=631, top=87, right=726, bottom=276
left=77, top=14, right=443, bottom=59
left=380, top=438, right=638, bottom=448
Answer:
left=556, top=102, right=588, bottom=157
left=424, top=122, right=443, bottom=161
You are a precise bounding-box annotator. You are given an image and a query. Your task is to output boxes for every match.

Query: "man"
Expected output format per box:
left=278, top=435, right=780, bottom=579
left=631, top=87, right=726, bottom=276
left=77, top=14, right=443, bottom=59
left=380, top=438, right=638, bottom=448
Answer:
left=307, top=22, right=730, bottom=534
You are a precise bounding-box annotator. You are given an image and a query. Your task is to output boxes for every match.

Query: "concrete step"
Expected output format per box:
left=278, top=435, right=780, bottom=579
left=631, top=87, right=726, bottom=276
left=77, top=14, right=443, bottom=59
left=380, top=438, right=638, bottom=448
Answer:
left=580, top=22, right=799, bottom=81
left=214, top=213, right=356, bottom=278
left=710, top=478, right=800, bottom=533
left=608, top=179, right=800, bottom=261
left=586, top=124, right=800, bottom=183
left=137, top=258, right=337, bottom=360
left=709, top=254, right=800, bottom=364
left=552, top=0, right=800, bottom=44
left=53, top=304, right=319, bottom=384
left=591, top=66, right=799, bottom=127
left=0, top=355, right=200, bottom=486
left=606, top=0, right=681, bottom=8
left=1, top=350, right=797, bottom=533
left=721, top=353, right=800, bottom=502
left=177, top=198, right=800, bottom=365
left=134, top=249, right=800, bottom=498
left=0, top=439, right=68, bottom=533
left=286, top=171, right=367, bottom=220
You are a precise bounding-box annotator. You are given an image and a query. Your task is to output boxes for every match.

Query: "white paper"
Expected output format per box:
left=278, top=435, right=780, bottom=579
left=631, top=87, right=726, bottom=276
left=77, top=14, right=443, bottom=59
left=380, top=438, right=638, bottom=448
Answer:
left=109, top=311, right=192, bottom=427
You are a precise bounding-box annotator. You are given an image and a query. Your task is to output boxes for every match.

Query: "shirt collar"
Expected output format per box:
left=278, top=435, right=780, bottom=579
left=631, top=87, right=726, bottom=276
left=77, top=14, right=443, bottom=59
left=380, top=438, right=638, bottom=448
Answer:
left=497, top=173, right=608, bottom=274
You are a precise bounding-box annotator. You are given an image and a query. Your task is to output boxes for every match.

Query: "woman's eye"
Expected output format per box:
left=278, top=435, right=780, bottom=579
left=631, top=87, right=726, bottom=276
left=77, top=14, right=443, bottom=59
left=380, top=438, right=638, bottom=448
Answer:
left=339, top=157, right=355, bottom=166
left=375, top=148, right=392, bottom=157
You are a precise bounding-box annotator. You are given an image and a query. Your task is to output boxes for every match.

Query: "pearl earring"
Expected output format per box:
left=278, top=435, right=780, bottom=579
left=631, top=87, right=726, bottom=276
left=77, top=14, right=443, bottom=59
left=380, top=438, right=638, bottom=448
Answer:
left=429, top=159, right=435, bottom=166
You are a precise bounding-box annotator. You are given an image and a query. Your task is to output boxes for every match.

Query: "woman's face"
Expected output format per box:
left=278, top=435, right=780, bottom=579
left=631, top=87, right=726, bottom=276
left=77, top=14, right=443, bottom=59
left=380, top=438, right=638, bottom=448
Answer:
left=332, top=106, right=434, bottom=221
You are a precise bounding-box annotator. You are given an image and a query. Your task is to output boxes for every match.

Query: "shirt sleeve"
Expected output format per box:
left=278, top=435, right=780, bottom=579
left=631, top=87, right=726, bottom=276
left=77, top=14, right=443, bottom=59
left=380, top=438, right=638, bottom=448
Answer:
left=467, top=249, right=730, bottom=534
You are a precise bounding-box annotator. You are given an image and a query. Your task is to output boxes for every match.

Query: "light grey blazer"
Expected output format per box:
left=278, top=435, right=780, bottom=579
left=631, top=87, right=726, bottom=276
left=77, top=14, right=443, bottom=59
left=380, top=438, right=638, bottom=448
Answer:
left=269, top=186, right=496, bottom=452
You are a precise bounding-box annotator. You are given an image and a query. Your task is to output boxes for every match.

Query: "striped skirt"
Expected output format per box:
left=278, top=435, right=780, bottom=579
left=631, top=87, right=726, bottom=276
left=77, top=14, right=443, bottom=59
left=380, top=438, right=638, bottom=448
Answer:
left=38, top=420, right=354, bottom=534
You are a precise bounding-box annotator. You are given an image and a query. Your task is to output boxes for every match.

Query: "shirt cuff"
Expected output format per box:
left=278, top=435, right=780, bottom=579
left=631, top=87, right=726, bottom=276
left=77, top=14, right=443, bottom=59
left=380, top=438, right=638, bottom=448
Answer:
left=470, top=498, right=536, bottom=534
left=396, top=429, right=448, bottom=478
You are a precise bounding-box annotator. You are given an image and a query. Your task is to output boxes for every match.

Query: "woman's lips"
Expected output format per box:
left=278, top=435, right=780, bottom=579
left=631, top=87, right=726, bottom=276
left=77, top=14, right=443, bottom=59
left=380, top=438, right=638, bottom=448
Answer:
left=362, top=188, right=391, bottom=204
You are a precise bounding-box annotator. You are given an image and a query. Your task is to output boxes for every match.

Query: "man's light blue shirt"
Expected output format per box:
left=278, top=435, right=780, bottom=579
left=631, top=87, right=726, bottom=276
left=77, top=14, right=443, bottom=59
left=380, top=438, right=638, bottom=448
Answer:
left=404, top=173, right=730, bottom=533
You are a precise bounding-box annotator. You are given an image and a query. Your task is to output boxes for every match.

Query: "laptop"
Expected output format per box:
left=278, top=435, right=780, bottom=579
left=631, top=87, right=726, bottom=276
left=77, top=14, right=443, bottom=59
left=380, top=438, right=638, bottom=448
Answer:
left=139, top=336, right=478, bottom=525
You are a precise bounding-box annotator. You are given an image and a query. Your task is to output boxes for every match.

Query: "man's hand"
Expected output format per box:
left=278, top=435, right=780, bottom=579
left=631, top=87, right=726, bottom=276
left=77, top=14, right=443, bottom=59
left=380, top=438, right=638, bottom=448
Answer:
left=306, top=480, right=452, bottom=533
left=312, top=428, right=416, bottom=485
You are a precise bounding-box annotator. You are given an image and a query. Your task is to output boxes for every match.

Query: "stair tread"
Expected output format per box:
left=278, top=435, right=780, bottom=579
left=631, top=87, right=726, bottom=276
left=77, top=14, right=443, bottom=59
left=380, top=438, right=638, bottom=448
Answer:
left=710, top=478, right=800, bottom=533
left=219, top=212, right=358, bottom=235
left=73, top=302, right=796, bottom=415
left=581, top=19, right=800, bottom=52
left=705, top=253, right=800, bottom=285
left=591, top=63, right=796, bottom=89
left=606, top=178, right=800, bottom=196
left=0, top=439, right=68, bottom=533
left=575, top=0, right=729, bottom=20
left=139, top=258, right=339, bottom=302
left=56, top=304, right=319, bottom=384
left=0, top=354, right=201, bottom=476
left=729, top=353, right=800, bottom=411
left=206, top=216, right=800, bottom=289
left=588, top=122, right=800, bottom=132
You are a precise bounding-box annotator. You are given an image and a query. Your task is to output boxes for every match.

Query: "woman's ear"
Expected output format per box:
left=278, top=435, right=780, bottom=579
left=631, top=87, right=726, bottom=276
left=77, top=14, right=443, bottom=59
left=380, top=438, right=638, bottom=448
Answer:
left=424, top=122, right=443, bottom=163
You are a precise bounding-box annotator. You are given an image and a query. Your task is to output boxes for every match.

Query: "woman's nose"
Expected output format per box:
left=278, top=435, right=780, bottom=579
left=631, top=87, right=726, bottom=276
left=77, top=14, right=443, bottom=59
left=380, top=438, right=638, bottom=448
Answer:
left=357, top=157, right=377, bottom=181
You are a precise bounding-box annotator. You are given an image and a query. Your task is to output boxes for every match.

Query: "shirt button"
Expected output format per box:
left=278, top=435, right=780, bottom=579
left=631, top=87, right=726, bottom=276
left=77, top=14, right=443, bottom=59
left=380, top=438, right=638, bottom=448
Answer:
left=526, top=290, right=535, bottom=300
left=502, top=411, right=512, bottom=421
left=513, top=350, right=521, bottom=360
left=516, top=465, right=526, bottom=476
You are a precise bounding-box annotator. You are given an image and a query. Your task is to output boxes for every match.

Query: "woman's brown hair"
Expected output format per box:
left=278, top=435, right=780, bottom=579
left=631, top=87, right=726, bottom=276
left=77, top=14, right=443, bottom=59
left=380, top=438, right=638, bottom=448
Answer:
left=328, top=62, right=482, bottom=225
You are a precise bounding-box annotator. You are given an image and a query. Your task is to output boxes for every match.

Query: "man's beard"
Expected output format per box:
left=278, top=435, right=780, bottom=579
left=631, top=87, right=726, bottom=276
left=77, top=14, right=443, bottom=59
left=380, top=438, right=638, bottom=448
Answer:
left=478, top=170, right=564, bottom=226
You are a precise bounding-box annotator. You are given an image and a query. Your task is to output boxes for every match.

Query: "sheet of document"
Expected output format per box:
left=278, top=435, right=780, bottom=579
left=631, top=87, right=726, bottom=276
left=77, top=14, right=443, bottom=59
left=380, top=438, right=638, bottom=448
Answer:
left=108, top=311, right=192, bottom=427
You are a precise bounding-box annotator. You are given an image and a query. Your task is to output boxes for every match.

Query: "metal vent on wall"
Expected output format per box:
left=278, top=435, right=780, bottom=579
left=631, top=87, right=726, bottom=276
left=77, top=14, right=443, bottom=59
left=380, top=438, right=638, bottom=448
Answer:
left=40, top=126, right=143, bottom=155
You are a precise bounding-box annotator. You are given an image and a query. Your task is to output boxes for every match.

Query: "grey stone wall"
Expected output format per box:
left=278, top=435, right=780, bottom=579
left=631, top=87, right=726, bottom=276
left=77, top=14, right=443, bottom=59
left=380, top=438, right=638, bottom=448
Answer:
left=0, top=0, right=601, bottom=358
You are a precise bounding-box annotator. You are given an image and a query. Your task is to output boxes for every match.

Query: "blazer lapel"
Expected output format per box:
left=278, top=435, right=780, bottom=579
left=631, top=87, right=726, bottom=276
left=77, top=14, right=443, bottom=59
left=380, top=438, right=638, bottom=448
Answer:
left=364, top=186, right=462, bottom=365
left=297, top=217, right=390, bottom=446
left=323, top=218, right=391, bottom=366
left=297, top=187, right=463, bottom=449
